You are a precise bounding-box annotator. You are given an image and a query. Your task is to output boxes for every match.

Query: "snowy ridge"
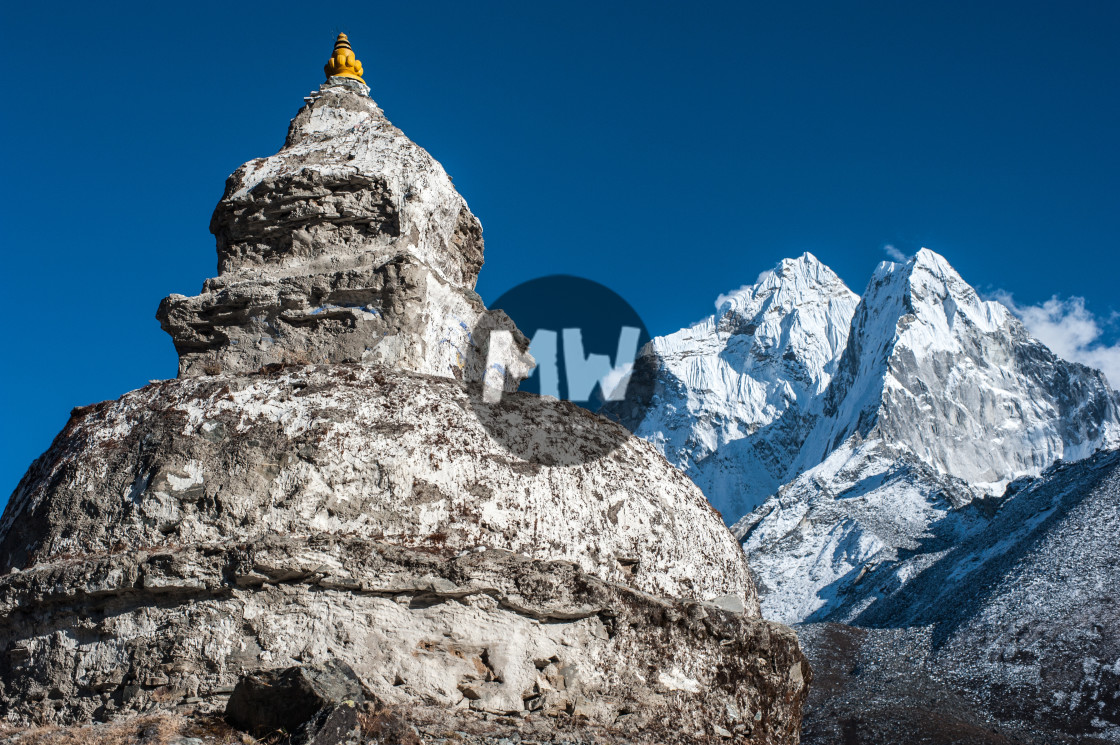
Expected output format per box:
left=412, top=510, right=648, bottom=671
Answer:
left=796, top=248, right=1118, bottom=487
left=634, top=253, right=859, bottom=519
left=737, top=440, right=985, bottom=622
left=736, top=249, right=1120, bottom=622
left=638, top=248, right=1120, bottom=623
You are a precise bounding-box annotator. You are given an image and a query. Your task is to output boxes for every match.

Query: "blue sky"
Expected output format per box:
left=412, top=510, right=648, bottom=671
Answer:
left=1, top=1, right=1118, bottom=503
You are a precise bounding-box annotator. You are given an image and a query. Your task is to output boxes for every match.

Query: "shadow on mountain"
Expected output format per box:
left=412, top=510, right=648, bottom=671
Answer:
left=798, top=450, right=1120, bottom=743
left=852, top=450, right=1119, bottom=648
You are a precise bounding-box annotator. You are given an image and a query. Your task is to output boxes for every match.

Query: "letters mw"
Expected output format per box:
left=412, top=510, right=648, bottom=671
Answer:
left=482, top=327, right=640, bottom=404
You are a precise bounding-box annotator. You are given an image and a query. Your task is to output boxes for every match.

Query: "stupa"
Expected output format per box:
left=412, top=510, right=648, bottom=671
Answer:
left=0, top=34, right=808, bottom=743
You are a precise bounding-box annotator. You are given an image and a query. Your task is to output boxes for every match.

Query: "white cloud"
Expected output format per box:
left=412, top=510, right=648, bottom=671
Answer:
left=599, top=362, right=633, bottom=402
left=991, top=291, right=1120, bottom=389
left=715, top=268, right=772, bottom=313
left=883, top=244, right=908, bottom=262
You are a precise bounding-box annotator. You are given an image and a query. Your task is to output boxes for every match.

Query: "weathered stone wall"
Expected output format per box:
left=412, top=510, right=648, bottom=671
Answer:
left=0, top=535, right=808, bottom=740
left=0, top=365, right=756, bottom=610
left=158, top=79, right=501, bottom=380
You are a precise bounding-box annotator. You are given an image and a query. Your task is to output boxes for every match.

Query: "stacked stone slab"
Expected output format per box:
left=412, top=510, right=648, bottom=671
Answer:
left=0, top=74, right=808, bottom=742
left=157, top=77, right=509, bottom=383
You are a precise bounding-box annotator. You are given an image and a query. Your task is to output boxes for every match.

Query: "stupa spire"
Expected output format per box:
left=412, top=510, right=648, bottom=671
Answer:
left=324, top=32, right=365, bottom=83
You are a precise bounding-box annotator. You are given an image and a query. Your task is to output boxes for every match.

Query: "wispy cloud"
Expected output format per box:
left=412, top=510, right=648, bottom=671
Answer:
left=715, top=268, right=773, bottom=313
left=599, top=363, right=633, bottom=403
left=883, top=244, right=908, bottom=262
left=991, top=291, right=1120, bottom=389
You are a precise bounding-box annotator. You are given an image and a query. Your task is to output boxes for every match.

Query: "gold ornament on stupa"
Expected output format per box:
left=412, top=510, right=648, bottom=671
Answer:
left=324, top=33, right=365, bottom=83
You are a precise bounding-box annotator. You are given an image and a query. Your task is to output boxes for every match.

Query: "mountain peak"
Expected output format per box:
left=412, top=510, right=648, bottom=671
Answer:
left=883, top=247, right=1006, bottom=340
left=906, top=247, right=976, bottom=296
left=639, top=254, right=860, bottom=520
left=808, top=248, right=1119, bottom=480
left=873, top=246, right=961, bottom=283
left=778, top=251, right=826, bottom=274
left=741, top=248, right=1120, bottom=622
left=716, top=252, right=855, bottom=321
left=911, top=245, right=951, bottom=269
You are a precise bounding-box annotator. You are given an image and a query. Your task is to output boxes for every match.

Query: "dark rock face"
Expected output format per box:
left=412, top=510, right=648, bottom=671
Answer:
left=226, top=660, right=365, bottom=744
left=795, top=450, right=1120, bottom=744
left=156, top=253, right=520, bottom=382
left=210, top=170, right=403, bottom=275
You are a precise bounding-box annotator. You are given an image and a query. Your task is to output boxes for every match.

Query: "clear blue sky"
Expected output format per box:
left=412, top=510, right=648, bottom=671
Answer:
left=2, top=1, right=1118, bottom=505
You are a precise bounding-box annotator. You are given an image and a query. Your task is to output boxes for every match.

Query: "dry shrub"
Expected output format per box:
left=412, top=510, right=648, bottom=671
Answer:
left=0, top=713, right=256, bottom=745
left=357, top=705, right=422, bottom=745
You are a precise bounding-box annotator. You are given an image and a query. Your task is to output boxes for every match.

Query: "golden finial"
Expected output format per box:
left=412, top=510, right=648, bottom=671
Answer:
left=324, top=33, right=365, bottom=84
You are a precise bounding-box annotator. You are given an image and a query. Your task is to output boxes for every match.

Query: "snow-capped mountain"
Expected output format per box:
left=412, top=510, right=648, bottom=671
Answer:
left=796, top=249, right=1119, bottom=486
left=640, top=248, right=1120, bottom=624
left=740, top=249, right=1120, bottom=622
left=633, top=253, right=859, bottom=519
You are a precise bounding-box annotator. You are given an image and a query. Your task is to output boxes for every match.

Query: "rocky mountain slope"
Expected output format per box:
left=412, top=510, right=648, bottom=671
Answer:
left=797, top=449, right=1120, bottom=743
left=0, top=60, right=808, bottom=742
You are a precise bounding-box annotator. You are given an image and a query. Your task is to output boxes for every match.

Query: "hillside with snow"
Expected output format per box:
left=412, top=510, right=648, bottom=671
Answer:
left=797, top=450, right=1120, bottom=743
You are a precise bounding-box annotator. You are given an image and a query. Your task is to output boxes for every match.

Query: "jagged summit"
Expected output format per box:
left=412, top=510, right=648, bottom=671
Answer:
left=802, top=247, right=1120, bottom=487
left=714, top=252, right=857, bottom=395
left=634, top=252, right=859, bottom=520
left=625, top=243, right=1120, bottom=622
left=726, top=247, right=1120, bottom=622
